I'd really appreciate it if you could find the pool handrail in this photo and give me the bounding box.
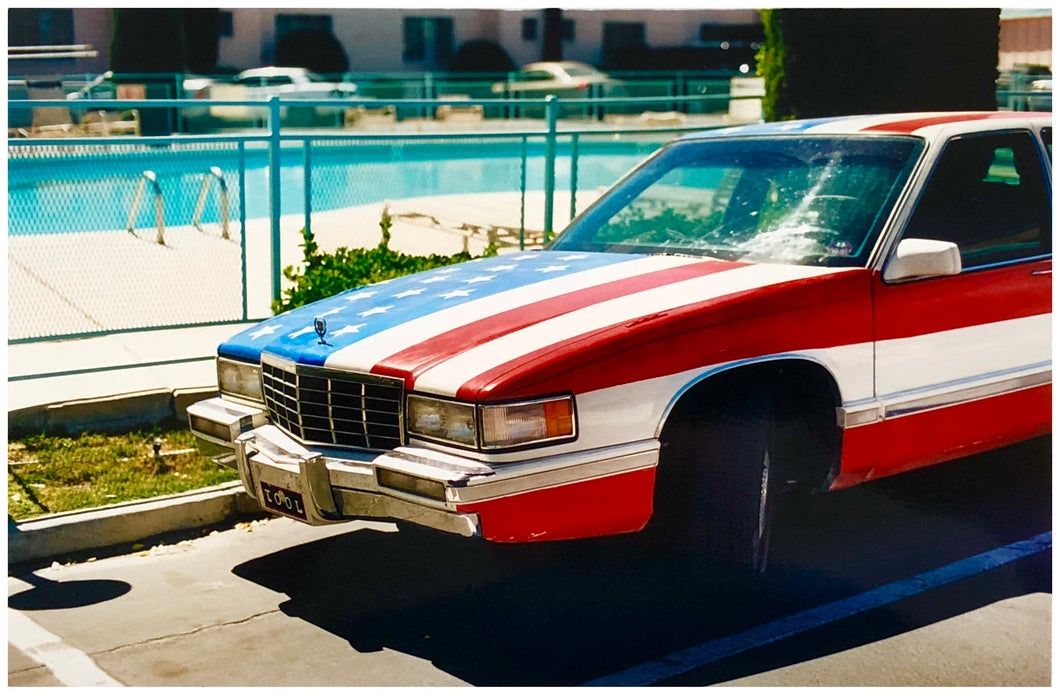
[126,170,165,244]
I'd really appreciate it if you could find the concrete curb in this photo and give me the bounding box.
[8,386,218,438]
[8,481,262,566]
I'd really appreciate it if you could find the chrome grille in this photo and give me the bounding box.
[260,354,403,450]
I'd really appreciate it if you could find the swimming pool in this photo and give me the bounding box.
[8,138,668,237]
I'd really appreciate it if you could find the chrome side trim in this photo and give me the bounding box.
[836,402,884,428]
[841,367,1051,428]
[882,369,1051,419]
[450,440,660,504]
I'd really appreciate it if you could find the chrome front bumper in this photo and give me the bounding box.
[234,423,482,536]
[188,396,660,540]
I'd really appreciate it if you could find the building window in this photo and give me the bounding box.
[8,8,74,46]
[276,13,332,44]
[562,19,575,42]
[218,11,234,38]
[403,16,454,66]
[522,17,538,41]
[602,22,645,68]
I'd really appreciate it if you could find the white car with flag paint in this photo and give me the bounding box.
[189,112,1052,588]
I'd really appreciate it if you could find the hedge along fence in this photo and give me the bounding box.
[275,208,498,313]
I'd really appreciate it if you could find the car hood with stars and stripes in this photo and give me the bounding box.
[219,250,863,402]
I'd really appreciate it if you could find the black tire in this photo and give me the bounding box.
[650,390,778,592]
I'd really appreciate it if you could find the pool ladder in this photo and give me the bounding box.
[126,168,230,245]
[192,167,230,240]
[126,170,165,244]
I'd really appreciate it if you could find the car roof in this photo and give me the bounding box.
[680,112,1052,142]
[238,67,307,78]
[521,61,600,71]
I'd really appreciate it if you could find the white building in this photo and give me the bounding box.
[8,7,763,77]
[998,9,1052,70]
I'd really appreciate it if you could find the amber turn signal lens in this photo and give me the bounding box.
[480,395,576,449]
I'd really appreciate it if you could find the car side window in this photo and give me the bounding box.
[1041,127,1052,159]
[902,131,1051,269]
[517,70,552,82]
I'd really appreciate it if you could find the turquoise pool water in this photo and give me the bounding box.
[8,139,665,236]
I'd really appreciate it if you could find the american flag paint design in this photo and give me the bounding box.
[220,250,845,398]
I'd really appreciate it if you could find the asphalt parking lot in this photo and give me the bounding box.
[8,436,1051,686]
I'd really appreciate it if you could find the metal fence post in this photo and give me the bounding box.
[303,138,312,239]
[239,142,249,321]
[269,96,282,306]
[543,95,558,243]
[520,135,527,251]
[570,133,579,222]
[423,72,434,119]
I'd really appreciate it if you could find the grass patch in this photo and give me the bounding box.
[8,425,238,521]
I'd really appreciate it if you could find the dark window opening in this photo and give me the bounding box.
[602,22,645,69]
[903,131,1051,268]
[219,11,234,38]
[403,16,454,66]
[276,13,332,44]
[522,18,537,41]
[9,8,74,46]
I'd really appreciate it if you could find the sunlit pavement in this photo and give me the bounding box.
[8,437,1051,687]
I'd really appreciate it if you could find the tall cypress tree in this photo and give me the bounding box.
[759,9,999,120]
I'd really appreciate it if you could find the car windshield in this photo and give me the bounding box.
[551,135,924,267]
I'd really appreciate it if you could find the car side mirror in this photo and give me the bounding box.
[883,238,962,282]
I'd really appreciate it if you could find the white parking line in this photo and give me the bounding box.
[581,531,1052,687]
[8,608,123,686]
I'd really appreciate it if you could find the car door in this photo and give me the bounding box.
[869,128,1052,476]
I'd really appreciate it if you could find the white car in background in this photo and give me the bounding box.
[492,61,623,97]
[207,67,358,122]
[230,67,358,102]
[1028,78,1052,111]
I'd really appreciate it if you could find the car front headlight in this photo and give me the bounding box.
[406,395,478,447]
[217,356,263,403]
[405,393,576,451]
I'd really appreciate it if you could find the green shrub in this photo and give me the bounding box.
[273,209,499,313]
[757,10,792,122]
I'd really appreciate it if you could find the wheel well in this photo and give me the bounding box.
[659,359,842,492]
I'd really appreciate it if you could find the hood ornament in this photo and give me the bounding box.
[314,317,329,345]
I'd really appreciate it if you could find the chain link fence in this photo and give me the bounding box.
[8,138,252,341]
[8,96,721,345]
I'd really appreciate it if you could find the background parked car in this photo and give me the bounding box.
[228,66,358,103]
[492,61,621,97]
[492,61,626,118]
[201,66,359,125]
[1028,78,1052,111]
